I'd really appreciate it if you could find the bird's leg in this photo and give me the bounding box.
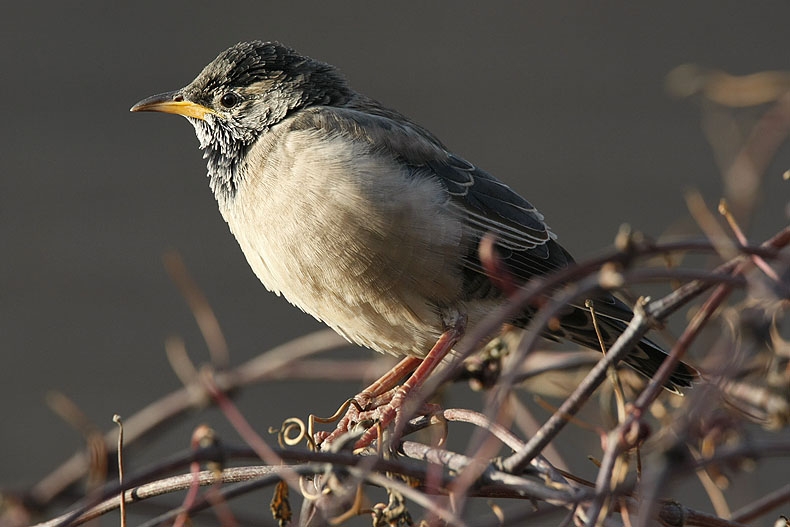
[355,356,424,407]
[352,311,467,450]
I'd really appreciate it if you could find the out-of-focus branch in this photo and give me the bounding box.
[499,225,790,480]
[28,329,349,505]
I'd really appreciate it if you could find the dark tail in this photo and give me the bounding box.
[597,318,697,394]
[549,297,698,394]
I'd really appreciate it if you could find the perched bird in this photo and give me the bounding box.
[132,41,695,441]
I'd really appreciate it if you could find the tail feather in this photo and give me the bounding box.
[545,296,698,394]
[601,319,697,394]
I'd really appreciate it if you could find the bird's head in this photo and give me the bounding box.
[131,40,352,198]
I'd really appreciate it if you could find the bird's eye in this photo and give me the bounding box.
[219,92,240,109]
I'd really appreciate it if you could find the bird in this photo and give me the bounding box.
[132,41,696,444]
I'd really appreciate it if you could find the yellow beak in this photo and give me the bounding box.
[130,91,215,120]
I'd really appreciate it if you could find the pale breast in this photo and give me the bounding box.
[219,126,470,357]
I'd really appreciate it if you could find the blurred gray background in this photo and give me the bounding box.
[2,1,789,523]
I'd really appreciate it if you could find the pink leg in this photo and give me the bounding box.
[352,313,467,449]
[358,356,424,402]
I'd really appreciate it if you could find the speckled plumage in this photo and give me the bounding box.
[132,40,696,392]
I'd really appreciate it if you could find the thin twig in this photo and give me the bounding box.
[731,483,790,524]
[112,415,125,527]
[163,250,230,369]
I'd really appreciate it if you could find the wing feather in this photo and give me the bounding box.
[290,102,571,289]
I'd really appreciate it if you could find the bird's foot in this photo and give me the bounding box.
[315,387,397,448]
[316,387,441,451]
[350,392,442,450]
[315,314,466,451]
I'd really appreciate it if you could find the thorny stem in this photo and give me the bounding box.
[27,229,790,527]
[28,239,784,509]
[36,436,790,527]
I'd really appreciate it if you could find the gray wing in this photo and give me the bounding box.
[420,153,572,285]
[291,102,573,292]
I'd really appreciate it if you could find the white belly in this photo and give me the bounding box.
[220,128,471,356]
